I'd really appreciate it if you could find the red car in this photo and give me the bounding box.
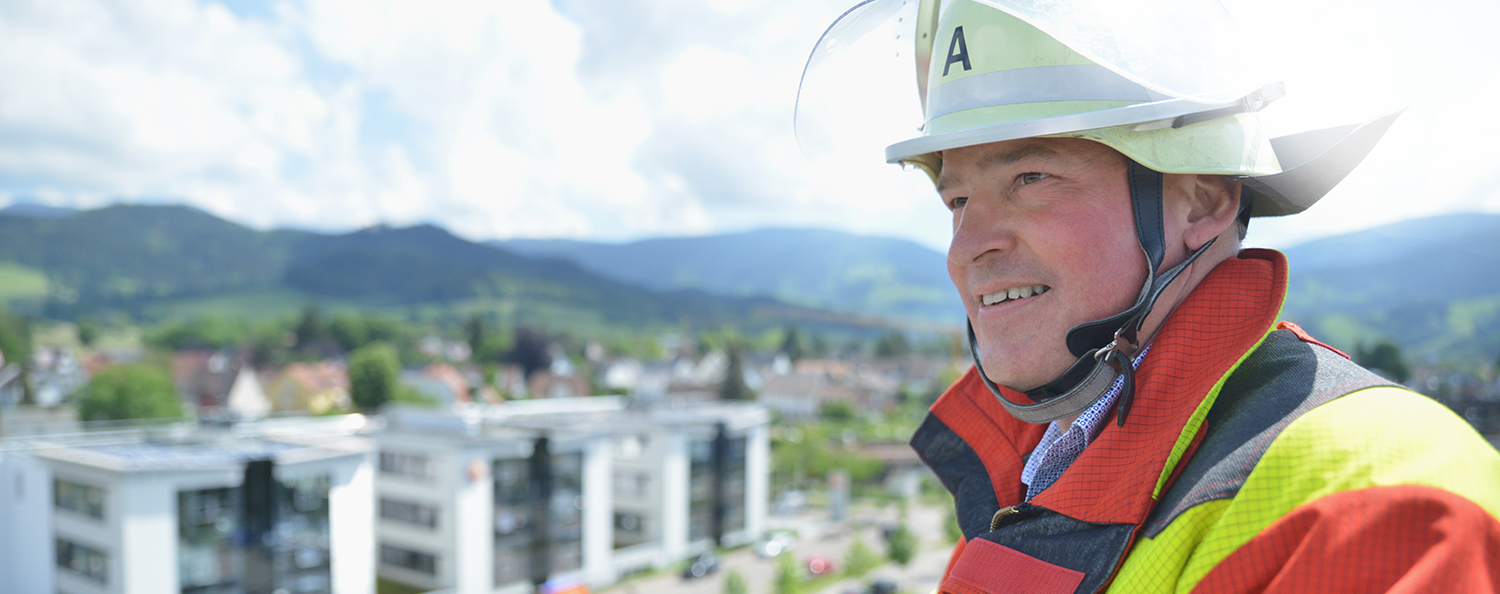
[806,555,836,577]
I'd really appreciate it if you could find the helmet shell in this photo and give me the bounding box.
[890,0,1282,183]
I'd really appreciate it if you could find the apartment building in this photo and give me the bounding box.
[0,416,376,594]
[374,398,770,593]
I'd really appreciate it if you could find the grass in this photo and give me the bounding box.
[139,289,315,320]
[0,263,47,302]
[376,577,431,594]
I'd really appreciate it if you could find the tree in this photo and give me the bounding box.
[465,314,488,359]
[722,569,748,594]
[77,364,183,422]
[886,521,918,566]
[349,343,400,411]
[719,342,754,401]
[0,308,32,367]
[327,314,370,353]
[0,308,32,404]
[1355,340,1410,384]
[506,327,552,379]
[819,401,854,421]
[843,537,881,577]
[780,325,806,362]
[76,318,99,347]
[810,333,830,358]
[874,331,911,359]
[293,302,325,351]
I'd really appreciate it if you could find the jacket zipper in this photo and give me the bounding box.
[990,502,1034,531]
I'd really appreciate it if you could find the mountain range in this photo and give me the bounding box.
[1,202,1497,364]
[1279,213,1500,365]
[493,228,962,324]
[0,204,871,334]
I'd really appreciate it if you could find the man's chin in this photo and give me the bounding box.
[979,361,1057,394]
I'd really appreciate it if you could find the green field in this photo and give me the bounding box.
[0,263,47,303]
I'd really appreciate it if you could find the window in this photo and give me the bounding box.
[612,472,649,499]
[613,511,651,550]
[56,538,107,584]
[54,479,104,519]
[178,487,242,593]
[275,475,332,590]
[549,452,584,573]
[688,439,713,541]
[723,437,748,534]
[380,451,433,481]
[380,544,437,576]
[493,457,531,587]
[380,498,439,529]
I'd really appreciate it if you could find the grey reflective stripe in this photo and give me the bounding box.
[887,97,1234,163]
[926,65,1165,120]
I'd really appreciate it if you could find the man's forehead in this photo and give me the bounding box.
[936,140,1068,191]
[935,139,1084,192]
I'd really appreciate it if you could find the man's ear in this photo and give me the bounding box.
[1166,174,1240,251]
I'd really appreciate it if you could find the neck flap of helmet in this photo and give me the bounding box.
[967,161,1217,426]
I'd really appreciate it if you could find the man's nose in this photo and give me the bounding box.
[948,202,1017,266]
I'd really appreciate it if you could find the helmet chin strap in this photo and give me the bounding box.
[968,162,1217,426]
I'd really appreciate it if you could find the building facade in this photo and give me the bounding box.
[374,398,770,594]
[0,417,376,594]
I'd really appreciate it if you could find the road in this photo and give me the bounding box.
[603,500,953,594]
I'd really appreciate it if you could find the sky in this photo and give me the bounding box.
[0,0,1496,253]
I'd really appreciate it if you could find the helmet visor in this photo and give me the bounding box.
[794,0,926,162]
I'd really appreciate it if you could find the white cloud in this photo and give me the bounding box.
[0,0,1494,255]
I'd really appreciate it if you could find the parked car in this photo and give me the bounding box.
[868,579,898,594]
[754,531,799,558]
[806,555,836,577]
[682,552,720,579]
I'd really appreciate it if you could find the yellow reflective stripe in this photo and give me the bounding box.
[1169,386,1500,590]
[1151,328,1276,501]
[1109,499,1231,593]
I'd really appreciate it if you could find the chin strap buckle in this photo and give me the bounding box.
[1099,330,1139,427]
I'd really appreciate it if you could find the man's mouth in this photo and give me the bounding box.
[981,285,1050,307]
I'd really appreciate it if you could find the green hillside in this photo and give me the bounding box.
[497,228,962,323]
[1279,213,1500,365]
[0,205,875,335]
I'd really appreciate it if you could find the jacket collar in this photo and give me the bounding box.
[916,249,1288,525]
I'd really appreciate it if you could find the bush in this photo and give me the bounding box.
[349,343,400,411]
[887,522,918,566]
[843,537,881,577]
[1355,340,1411,383]
[774,553,801,594]
[723,569,748,594]
[77,363,183,422]
[819,401,854,421]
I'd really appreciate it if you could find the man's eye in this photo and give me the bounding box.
[1019,172,1049,185]
[948,197,968,210]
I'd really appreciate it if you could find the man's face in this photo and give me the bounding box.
[939,137,1147,392]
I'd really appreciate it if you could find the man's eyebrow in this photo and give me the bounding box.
[935,144,1062,193]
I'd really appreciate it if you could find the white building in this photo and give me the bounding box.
[374,397,771,594]
[372,410,609,594]
[0,416,376,594]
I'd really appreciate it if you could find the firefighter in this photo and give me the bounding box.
[800,0,1500,591]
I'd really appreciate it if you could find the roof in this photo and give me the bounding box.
[281,361,349,393]
[22,416,374,473]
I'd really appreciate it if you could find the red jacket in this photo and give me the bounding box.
[912,249,1500,593]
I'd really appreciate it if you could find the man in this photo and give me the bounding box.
[804,0,1500,591]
